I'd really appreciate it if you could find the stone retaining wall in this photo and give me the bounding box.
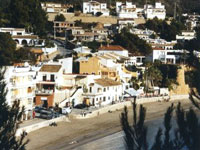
[16,116,70,137]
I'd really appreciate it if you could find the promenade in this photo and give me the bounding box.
[26,98,193,150]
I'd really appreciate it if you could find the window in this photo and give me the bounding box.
[137,58,140,63]
[17,32,22,35]
[28,98,32,105]
[27,87,32,93]
[103,88,106,92]
[103,97,106,101]
[43,75,47,81]
[89,87,92,93]
[50,74,55,81]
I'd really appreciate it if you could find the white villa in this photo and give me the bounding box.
[0,28,42,46]
[83,0,109,16]
[176,30,196,41]
[125,55,145,66]
[118,18,136,32]
[41,2,72,13]
[116,1,138,18]
[147,48,188,64]
[144,2,166,20]
[98,45,129,57]
[82,78,123,106]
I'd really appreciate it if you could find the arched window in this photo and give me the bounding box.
[22,40,28,45]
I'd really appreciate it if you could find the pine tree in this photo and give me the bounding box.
[120,100,148,150]
[0,68,29,150]
[121,102,200,150]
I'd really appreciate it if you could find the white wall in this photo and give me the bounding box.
[87,83,123,106]
[98,50,128,57]
[58,57,73,74]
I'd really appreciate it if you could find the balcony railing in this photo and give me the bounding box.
[35,89,53,95]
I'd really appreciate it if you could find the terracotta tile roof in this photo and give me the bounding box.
[95,78,121,87]
[40,65,62,72]
[12,35,38,39]
[98,45,126,51]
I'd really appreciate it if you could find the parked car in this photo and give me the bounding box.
[39,110,60,120]
[74,104,88,109]
[62,107,72,114]
[40,110,53,119]
[34,106,43,113]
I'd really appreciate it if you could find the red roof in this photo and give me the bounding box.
[98,45,126,51]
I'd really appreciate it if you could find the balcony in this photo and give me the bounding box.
[35,89,54,95]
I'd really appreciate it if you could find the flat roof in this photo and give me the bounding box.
[95,78,121,87]
[40,64,62,72]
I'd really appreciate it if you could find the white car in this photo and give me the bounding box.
[62,107,72,114]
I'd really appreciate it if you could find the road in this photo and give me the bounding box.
[51,39,72,56]
[26,99,196,150]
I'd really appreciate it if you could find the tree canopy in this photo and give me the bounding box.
[0,0,48,37]
[112,28,152,56]
[0,33,16,66]
[141,18,186,41]
[0,33,36,66]
[54,14,66,22]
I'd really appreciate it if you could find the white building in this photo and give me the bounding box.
[148,48,188,64]
[73,46,91,54]
[116,1,138,18]
[66,27,107,42]
[82,78,123,106]
[41,2,71,13]
[58,57,73,74]
[4,63,37,120]
[97,53,132,91]
[98,45,129,57]
[144,2,166,20]
[176,30,196,41]
[130,28,155,40]
[83,0,109,16]
[0,28,41,46]
[118,18,136,32]
[125,55,145,66]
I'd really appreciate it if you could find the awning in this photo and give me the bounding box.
[125,88,140,97]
